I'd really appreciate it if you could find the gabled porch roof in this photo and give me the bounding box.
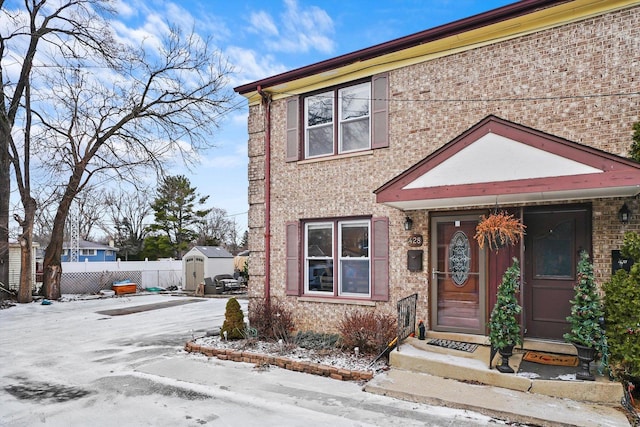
[374,116,640,210]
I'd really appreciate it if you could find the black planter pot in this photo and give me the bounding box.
[573,343,597,381]
[497,344,515,373]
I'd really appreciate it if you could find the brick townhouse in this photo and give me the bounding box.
[234,0,640,342]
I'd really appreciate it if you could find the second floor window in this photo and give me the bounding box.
[304,82,371,158]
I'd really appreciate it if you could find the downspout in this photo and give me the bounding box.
[257,86,272,303]
[519,206,525,342]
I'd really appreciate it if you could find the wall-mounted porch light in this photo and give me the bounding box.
[618,203,631,224]
[404,216,413,231]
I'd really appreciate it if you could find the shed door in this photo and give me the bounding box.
[185,257,196,291]
[194,257,205,290]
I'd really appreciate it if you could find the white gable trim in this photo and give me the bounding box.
[403,133,602,190]
[375,116,640,211]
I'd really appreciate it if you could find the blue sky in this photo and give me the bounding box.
[139,0,514,236]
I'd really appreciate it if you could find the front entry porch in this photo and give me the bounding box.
[428,203,591,342]
[364,331,629,426]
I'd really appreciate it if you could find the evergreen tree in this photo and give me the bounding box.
[240,230,249,250]
[140,235,174,260]
[630,119,640,162]
[220,298,245,340]
[488,258,523,350]
[147,175,211,259]
[564,251,604,348]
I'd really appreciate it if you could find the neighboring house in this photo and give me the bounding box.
[61,240,118,262]
[234,0,640,340]
[182,246,234,291]
[7,241,40,292]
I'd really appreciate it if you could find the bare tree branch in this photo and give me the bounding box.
[2,1,236,299]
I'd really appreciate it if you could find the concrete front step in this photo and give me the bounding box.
[391,337,624,405]
[364,369,630,427]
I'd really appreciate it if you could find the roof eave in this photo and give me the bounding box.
[233,0,568,95]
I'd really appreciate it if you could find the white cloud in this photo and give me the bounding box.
[249,11,279,37]
[230,110,249,126]
[111,0,137,19]
[250,0,335,54]
[225,46,289,85]
[203,153,245,169]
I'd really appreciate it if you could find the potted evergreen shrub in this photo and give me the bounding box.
[563,250,603,381]
[475,211,526,251]
[603,232,640,393]
[488,258,522,373]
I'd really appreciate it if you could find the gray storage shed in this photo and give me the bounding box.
[182,246,234,291]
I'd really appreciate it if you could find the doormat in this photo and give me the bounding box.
[427,339,477,353]
[522,351,579,367]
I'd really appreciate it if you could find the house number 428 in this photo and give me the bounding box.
[408,234,423,247]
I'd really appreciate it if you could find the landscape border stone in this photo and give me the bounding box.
[184,341,374,381]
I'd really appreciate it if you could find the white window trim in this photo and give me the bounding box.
[304,222,334,294]
[338,82,372,154]
[304,91,334,159]
[303,219,371,297]
[338,220,371,297]
[303,82,372,159]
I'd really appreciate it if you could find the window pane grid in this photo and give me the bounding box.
[339,83,370,154]
[305,223,334,293]
[304,220,371,296]
[303,82,371,158]
[305,92,334,158]
[338,221,371,296]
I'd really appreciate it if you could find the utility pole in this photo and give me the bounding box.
[70,207,79,262]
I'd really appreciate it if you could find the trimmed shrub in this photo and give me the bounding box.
[248,298,295,341]
[293,331,341,350]
[220,297,245,340]
[337,310,396,355]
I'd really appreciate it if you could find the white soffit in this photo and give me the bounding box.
[387,185,640,211]
[403,132,603,190]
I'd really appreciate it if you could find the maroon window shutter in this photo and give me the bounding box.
[371,217,389,301]
[371,73,389,149]
[286,97,299,162]
[285,221,300,295]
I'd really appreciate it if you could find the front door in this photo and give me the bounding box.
[523,205,591,340]
[431,215,486,334]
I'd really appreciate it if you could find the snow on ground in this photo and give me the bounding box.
[0,294,516,426]
[194,335,389,373]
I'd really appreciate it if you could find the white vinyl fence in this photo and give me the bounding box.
[61,259,182,294]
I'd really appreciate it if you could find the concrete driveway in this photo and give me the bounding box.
[0,295,506,426]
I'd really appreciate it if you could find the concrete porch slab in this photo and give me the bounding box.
[393,337,623,405]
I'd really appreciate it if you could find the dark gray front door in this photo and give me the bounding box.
[523,205,591,340]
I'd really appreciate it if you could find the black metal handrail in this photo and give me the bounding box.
[396,293,418,352]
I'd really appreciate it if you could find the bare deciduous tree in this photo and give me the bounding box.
[100,186,153,261]
[196,207,235,248]
[2,0,120,302]
[2,0,234,300]
[72,186,111,241]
